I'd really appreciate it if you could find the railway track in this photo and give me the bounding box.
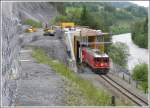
[78,64,148,106]
[100,74,148,106]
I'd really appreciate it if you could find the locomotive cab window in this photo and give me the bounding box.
[94,58,102,62]
[103,58,109,62]
[94,58,109,62]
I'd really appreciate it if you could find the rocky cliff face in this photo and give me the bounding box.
[2,2,22,106]
[2,2,57,106]
[13,2,58,23]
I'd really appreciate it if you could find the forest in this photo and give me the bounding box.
[131,17,148,48]
[51,2,148,48]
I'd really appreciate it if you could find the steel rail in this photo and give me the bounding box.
[100,75,148,106]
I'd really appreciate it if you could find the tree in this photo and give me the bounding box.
[80,5,89,26]
[66,7,82,24]
[132,63,148,93]
[108,42,129,68]
[131,17,148,48]
[125,6,147,18]
[52,15,70,24]
[80,6,110,31]
[23,19,42,28]
[104,4,116,12]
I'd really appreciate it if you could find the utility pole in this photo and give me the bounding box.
[80,30,82,63]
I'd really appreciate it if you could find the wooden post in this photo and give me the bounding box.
[128,73,131,84]
[144,88,147,94]
[129,76,131,84]
[111,96,115,106]
[123,73,125,80]
[136,81,138,88]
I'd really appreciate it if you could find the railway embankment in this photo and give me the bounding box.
[78,64,148,106]
[32,47,112,105]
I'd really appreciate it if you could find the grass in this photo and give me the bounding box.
[32,48,112,106]
[110,20,132,35]
[63,80,89,106]
[23,19,42,28]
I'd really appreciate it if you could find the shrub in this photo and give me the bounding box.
[132,63,148,93]
[108,42,129,68]
[23,19,42,28]
[52,15,70,25]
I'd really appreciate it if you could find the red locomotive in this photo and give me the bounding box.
[82,47,110,74]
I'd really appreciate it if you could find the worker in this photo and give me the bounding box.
[45,23,48,28]
[66,45,71,58]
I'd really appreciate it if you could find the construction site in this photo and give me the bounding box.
[1,2,148,107]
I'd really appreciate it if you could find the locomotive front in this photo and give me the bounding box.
[82,48,110,74]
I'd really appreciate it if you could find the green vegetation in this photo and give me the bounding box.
[132,63,148,93]
[110,21,132,34]
[108,42,129,68]
[80,6,89,26]
[32,48,112,105]
[66,7,82,24]
[52,4,111,32]
[51,15,69,24]
[131,17,148,48]
[125,6,147,18]
[23,19,42,28]
[64,81,89,105]
[51,2,147,34]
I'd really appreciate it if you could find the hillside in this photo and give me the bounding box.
[109,2,137,8]
[13,2,58,23]
[52,2,148,34]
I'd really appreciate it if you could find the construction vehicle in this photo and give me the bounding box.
[60,22,75,31]
[43,26,55,36]
[25,26,37,33]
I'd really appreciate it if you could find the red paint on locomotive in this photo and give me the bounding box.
[82,47,110,73]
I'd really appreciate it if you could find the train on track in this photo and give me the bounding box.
[62,22,111,74]
[82,47,110,74]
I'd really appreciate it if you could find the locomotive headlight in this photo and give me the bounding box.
[100,63,104,66]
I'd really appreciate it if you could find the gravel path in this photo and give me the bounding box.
[15,29,67,106]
